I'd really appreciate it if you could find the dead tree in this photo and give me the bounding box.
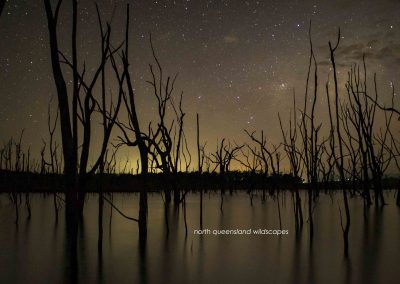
[236,145,262,173]
[5,139,12,171]
[197,113,205,228]
[41,99,61,172]
[244,130,280,176]
[345,59,394,207]
[197,114,202,173]
[210,139,243,174]
[298,25,322,193]
[15,131,32,219]
[278,90,304,232]
[0,132,27,223]
[363,77,400,206]
[327,28,350,258]
[115,6,150,176]
[144,35,189,203]
[113,29,188,242]
[15,132,26,221]
[116,31,188,205]
[296,23,322,244]
[44,0,77,212]
[44,0,123,222]
[12,130,25,173]
[341,103,361,195]
[388,130,400,206]
[94,5,151,245]
[346,64,372,206]
[365,76,393,206]
[235,145,261,205]
[209,139,243,210]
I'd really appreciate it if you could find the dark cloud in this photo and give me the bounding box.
[319,40,400,65]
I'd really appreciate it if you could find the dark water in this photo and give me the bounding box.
[0,191,399,284]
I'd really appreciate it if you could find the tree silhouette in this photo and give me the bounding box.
[244,130,280,176]
[44,1,124,230]
[326,29,350,257]
[114,5,150,176]
[210,139,243,174]
[116,32,189,204]
[298,23,322,244]
[278,91,304,232]
[364,79,400,206]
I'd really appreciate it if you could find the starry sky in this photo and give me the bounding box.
[1,0,400,171]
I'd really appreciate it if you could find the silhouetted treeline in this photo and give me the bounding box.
[2,169,400,193]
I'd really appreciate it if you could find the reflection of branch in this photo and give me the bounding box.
[103,195,139,222]
[55,193,66,203]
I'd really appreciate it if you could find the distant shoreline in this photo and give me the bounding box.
[1,170,398,193]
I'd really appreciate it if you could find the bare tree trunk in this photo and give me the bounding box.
[45,0,122,226]
[44,0,76,183]
[329,29,351,258]
[197,114,203,229]
[44,0,78,225]
[123,6,149,175]
[302,24,315,245]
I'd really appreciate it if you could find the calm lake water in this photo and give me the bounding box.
[0,191,399,284]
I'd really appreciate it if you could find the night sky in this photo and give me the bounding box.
[1,0,400,171]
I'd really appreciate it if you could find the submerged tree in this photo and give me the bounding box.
[244,130,281,177]
[210,139,243,174]
[278,91,304,232]
[112,4,149,245]
[44,1,126,257]
[116,32,189,205]
[326,29,351,257]
[298,24,321,244]
[362,73,399,206]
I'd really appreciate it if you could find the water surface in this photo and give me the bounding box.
[0,191,399,284]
